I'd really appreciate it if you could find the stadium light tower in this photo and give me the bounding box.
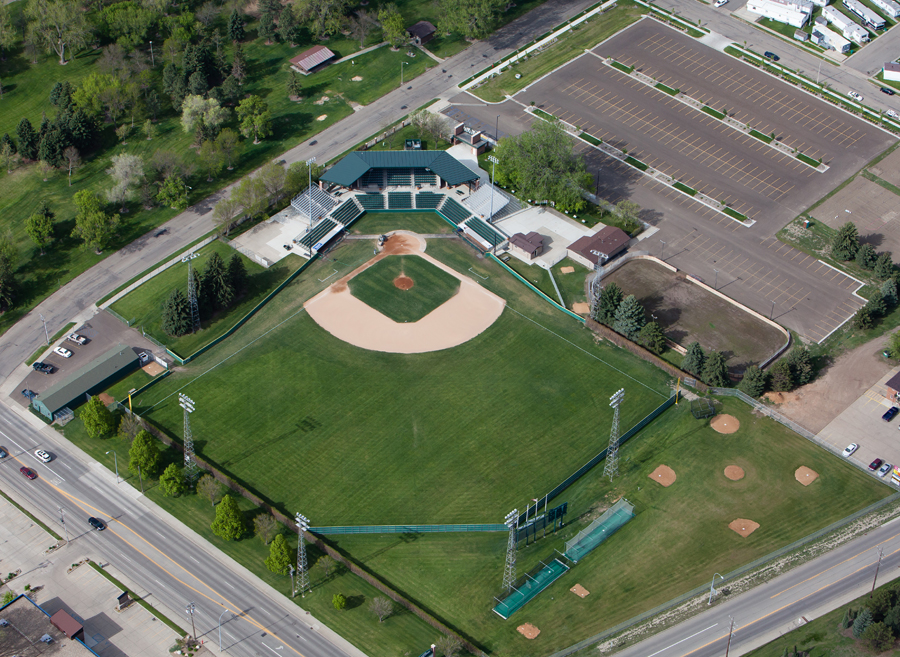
[487,155,499,225]
[502,509,518,592]
[179,393,198,487]
[305,157,316,232]
[182,252,201,333]
[295,512,310,597]
[603,388,625,482]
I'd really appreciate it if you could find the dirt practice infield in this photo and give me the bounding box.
[142,361,165,376]
[393,275,414,290]
[572,302,591,315]
[795,466,820,486]
[305,232,506,353]
[711,414,740,434]
[724,465,745,481]
[729,518,760,538]
[570,584,590,598]
[518,623,541,639]
[649,464,676,487]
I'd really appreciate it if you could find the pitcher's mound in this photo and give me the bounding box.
[517,623,540,639]
[711,414,740,434]
[572,302,591,315]
[795,466,819,486]
[649,464,676,487]
[729,518,759,537]
[570,584,590,598]
[724,465,745,481]
[393,275,414,290]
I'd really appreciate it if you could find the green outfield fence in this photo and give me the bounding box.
[488,254,584,322]
[311,524,507,534]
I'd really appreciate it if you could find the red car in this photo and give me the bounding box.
[869,458,885,472]
[20,466,37,480]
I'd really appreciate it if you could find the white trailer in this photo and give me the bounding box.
[871,0,900,18]
[842,0,885,28]
[812,23,853,51]
[822,5,870,42]
[747,0,814,27]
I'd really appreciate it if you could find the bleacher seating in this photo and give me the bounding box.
[413,168,436,186]
[467,218,505,247]
[331,199,363,226]
[387,169,411,186]
[415,192,444,209]
[360,169,384,187]
[290,186,337,219]
[439,197,471,225]
[358,193,385,210]
[299,219,337,249]
[388,192,412,210]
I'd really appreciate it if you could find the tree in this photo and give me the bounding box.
[259,10,277,43]
[332,593,347,611]
[368,596,393,623]
[436,0,503,40]
[211,494,244,541]
[785,346,813,387]
[106,153,144,212]
[237,95,272,144]
[188,70,209,97]
[254,513,278,545]
[862,622,894,652]
[181,95,229,138]
[854,304,874,330]
[738,365,767,397]
[115,124,130,144]
[197,474,224,506]
[216,128,240,169]
[612,294,645,340]
[118,411,145,441]
[0,245,13,310]
[102,2,156,51]
[25,200,54,255]
[128,429,160,476]
[162,288,192,336]
[199,140,224,181]
[493,119,591,212]
[72,190,120,253]
[682,341,705,376]
[379,3,406,48]
[25,0,90,64]
[157,174,189,210]
[80,395,116,438]
[852,608,873,638]
[278,6,301,46]
[196,1,220,27]
[293,0,351,38]
[227,254,248,294]
[434,635,463,657]
[287,71,302,99]
[831,221,859,261]
[63,146,80,186]
[593,282,623,325]
[231,45,247,84]
[700,350,729,387]
[233,174,268,218]
[884,604,900,635]
[16,118,38,161]
[285,160,322,197]
[264,534,292,574]
[856,243,876,269]
[638,321,666,354]
[202,251,233,310]
[228,9,245,42]
[348,9,375,47]
[0,141,15,175]
[258,161,287,204]
[840,607,852,630]
[410,109,448,145]
[770,359,794,392]
[0,4,15,61]
[870,587,896,621]
[316,555,337,579]
[160,464,186,496]
[214,196,242,236]
[875,252,895,279]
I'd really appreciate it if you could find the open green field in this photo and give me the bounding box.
[350,210,454,235]
[501,256,589,311]
[349,255,460,322]
[109,240,304,357]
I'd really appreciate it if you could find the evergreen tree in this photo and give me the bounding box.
[49,81,74,108]
[738,365,767,397]
[682,342,705,376]
[79,395,115,438]
[227,253,248,294]
[219,76,241,104]
[38,127,67,167]
[161,288,192,336]
[832,221,860,261]
[16,118,38,160]
[259,11,277,43]
[594,282,623,325]
[128,429,160,477]
[862,622,894,652]
[786,346,814,386]
[228,9,245,42]
[875,252,895,279]
[852,608,873,638]
[189,71,209,97]
[1,133,16,155]
[700,350,729,387]
[38,114,50,140]
[211,494,244,541]
[163,62,181,99]
[770,359,794,392]
[287,71,302,99]
[638,321,666,354]
[612,294,646,340]
[231,45,247,84]
[202,251,233,310]
[867,294,888,320]
[264,534,292,574]
[856,243,877,269]
[883,604,900,635]
[840,607,851,630]
[278,6,300,45]
[853,305,874,330]
[870,587,896,621]
[883,278,898,307]
[159,463,186,497]
[25,200,54,255]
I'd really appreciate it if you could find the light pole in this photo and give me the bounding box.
[487,155,500,253]
[708,572,724,605]
[295,512,310,597]
[185,603,196,643]
[149,40,154,66]
[59,507,69,544]
[660,240,666,259]
[218,608,230,650]
[724,616,735,657]
[289,564,296,598]
[106,451,119,484]
[39,314,50,345]
[495,114,500,143]
[305,157,316,234]
[401,61,408,87]
[771,300,775,319]
[714,268,718,290]
[137,464,144,494]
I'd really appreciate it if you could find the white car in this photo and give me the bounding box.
[53,346,72,358]
[842,442,859,457]
[714,0,728,7]
[887,109,899,120]
[66,333,86,345]
[34,449,51,463]
[849,91,864,102]
[878,462,892,478]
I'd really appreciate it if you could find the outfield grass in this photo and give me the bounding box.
[348,255,460,322]
[502,256,589,310]
[109,241,304,357]
[350,210,454,235]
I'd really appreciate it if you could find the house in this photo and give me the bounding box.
[407,21,436,45]
[566,226,630,270]
[508,232,545,261]
[289,45,337,75]
[884,62,900,82]
[746,0,814,27]
[885,370,900,401]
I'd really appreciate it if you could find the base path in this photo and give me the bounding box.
[305,232,505,354]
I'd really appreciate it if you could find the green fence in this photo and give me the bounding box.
[488,254,583,322]
[311,524,507,534]
[493,558,570,619]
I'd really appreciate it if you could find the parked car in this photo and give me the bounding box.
[20,466,37,480]
[878,462,892,478]
[883,406,899,421]
[53,346,72,358]
[87,517,106,531]
[763,51,780,61]
[887,109,899,120]
[842,443,859,457]
[34,449,51,463]
[0,447,7,458]
[870,458,885,471]
[32,362,53,374]
[66,333,86,345]
[714,0,728,6]
[849,91,864,102]
[881,87,896,95]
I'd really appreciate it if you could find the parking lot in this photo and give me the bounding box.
[811,176,900,255]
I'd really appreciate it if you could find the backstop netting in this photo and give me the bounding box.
[564,499,634,563]
[492,558,570,620]
[691,398,716,419]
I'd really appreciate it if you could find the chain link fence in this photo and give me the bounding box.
[105,308,132,327]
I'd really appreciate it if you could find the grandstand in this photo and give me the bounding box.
[358,193,386,210]
[416,191,444,209]
[291,185,338,222]
[331,198,364,226]
[466,218,507,249]
[388,191,413,210]
[387,169,412,186]
[321,151,480,191]
[298,218,338,250]
[439,197,472,225]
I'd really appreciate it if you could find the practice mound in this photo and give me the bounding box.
[649,464,676,487]
[572,302,591,315]
[795,466,819,486]
[711,414,740,434]
[517,623,540,639]
[142,361,166,376]
[560,266,575,274]
[729,518,759,538]
[393,275,414,290]
[570,584,590,598]
[724,465,745,481]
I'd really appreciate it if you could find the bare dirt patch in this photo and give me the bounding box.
[142,361,165,376]
[810,177,900,256]
[314,96,330,105]
[517,623,540,639]
[649,464,676,487]
[795,466,819,486]
[729,518,760,538]
[570,584,590,598]
[572,302,591,315]
[393,275,414,290]
[316,114,327,121]
[351,75,363,81]
[98,392,115,405]
[560,266,575,274]
[724,465,745,481]
[711,414,740,434]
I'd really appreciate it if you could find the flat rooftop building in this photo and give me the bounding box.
[0,594,98,657]
[747,0,813,27]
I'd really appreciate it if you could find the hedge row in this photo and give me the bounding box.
[624,156,648,171]
[673,181,697,196]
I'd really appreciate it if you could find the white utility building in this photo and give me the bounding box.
[747,0,814,27]
[884,61,900,82]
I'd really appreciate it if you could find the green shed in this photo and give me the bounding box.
[32,345,140,420]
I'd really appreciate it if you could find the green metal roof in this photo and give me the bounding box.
[321,151,479,187]
[33,345,139,416]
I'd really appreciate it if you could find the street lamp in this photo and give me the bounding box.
[401,61,408,87]
[218,608,231,650]
[708,572,724,605]
[59,506,69,544]
[714,268,718,290]
[39,314,50,345]
[185,603,196,643]
[305,157,316,235]
[660,240,666,260]
[289,563,296,598]
[106,451,119,484]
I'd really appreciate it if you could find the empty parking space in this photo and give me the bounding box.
[810,177,900,255]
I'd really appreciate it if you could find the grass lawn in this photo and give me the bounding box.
[348,254,460,322]
[501,255,589,310]
[471,2,645,103]
[351,210,454,234]
[109,240,306,358]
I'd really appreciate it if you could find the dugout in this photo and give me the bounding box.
[32,345,139,420]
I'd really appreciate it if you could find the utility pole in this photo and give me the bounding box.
[180,394,198,488]
[295,513,310,597]
[59,507,69,544]
[39,314,50,345]
[502,509,518,592]
[871,546,885,597]
[401,61,408,86]
[724,616,735,657]
[218,608,230,651]
[106,451,119,484]
[185,603,196,643]
[137,464,144,494]
[603,389,625,481]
